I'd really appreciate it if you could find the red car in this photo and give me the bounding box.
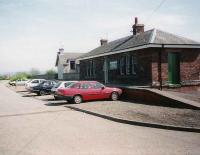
[57,81,122,104]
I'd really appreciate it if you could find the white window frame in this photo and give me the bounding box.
[132,54,137,75]
[120,56,125,75]
[126,55,130,75]
[93,61,96,77]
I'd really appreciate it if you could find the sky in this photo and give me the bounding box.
[0,0,200,74]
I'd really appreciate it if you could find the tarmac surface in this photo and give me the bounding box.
[1,81,200,155]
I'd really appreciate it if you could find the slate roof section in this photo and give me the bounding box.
[113,29,153,51]
[78,28,200,60]
[55,52,84,66]
[154,29,200,44]
[79,36,132,59]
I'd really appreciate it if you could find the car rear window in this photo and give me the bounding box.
[64,82,76,88]
[69,83,80,88]
[54,82,62,88]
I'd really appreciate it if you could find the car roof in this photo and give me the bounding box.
[77,81,98,84]
[31,79,46,80]
[60,81,78,83]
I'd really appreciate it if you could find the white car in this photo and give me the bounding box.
[51,81,77,100]
[9,79,29,86]
[25,79,46,91]
[15,79,29,86]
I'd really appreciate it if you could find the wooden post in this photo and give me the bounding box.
[158,45,164,90]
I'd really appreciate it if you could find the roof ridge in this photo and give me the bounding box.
[149,28,157,43]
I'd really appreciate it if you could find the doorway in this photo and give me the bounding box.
[168,52,180,85]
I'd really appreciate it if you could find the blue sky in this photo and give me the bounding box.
[0,0,200,74]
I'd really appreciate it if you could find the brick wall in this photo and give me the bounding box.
[151,48,200,86]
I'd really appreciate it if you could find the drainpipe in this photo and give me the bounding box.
[104,56,108,84]
[158,44,164,90]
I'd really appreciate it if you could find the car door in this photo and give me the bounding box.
[79,83,93,100]
[81,82,102,100]
[89,82,105,100]
[31,80,39,87]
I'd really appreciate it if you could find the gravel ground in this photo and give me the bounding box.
[69,101,200,128]
[8,84,200,128]
[166,90,200,103]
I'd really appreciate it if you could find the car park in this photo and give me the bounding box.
[29,80,57,95]
[51,81,77,100]
[57,81,122,104]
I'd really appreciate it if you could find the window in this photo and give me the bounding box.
[120,56,125,75]
[32,80,39,83]
[86,64,89,77]
[91,82,104,89]
[89,61,92,76]
[54,82,62,88]
[86,60,95,77]
[70,61,75,70]
[126,55,131,75]
[70,83,81,89]
[131,54,137,75]
[93,61,96,77]
[109,61,118,70]
[64,82,75,88]
[81,83,91,89]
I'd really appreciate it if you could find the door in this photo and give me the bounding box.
[168,52,180,85]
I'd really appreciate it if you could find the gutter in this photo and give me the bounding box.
[77,43,200,61]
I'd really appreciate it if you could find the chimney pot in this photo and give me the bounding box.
[58,48,64,53]
[100,39,108,46]
[132,17,144,35]
[135,17,138,24]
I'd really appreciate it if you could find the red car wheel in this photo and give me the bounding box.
[111,92,119,101]
[73,95,83,104]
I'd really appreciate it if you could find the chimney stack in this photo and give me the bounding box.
[58,48,64,54]
[132,17,144,35]
[100,39,108,46]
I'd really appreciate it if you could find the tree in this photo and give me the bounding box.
[29,68,40,76]
[0,75,6,80]
[46,69,57,75]
[9,72,30,81]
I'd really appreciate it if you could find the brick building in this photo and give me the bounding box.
[78,18,200,88]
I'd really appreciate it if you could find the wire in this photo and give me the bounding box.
[145,0,167,23]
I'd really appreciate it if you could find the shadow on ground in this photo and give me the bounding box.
[16,90,28,93]
[44,100,76,106]
[22,94,38,97]
[42,98,56,101]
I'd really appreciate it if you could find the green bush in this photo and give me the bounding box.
[0,76,6,80]
[10,72,30,81]
[46,69,57,75]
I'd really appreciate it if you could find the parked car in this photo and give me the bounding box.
[29,80,57,95]
[25,79,46,91]
[9,79,29,86]
[9,80,16,86]
[56,81,122,104]
[52,81,77,100]
[15,79,29,86]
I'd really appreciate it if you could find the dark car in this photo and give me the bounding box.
[30,80,57,96]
